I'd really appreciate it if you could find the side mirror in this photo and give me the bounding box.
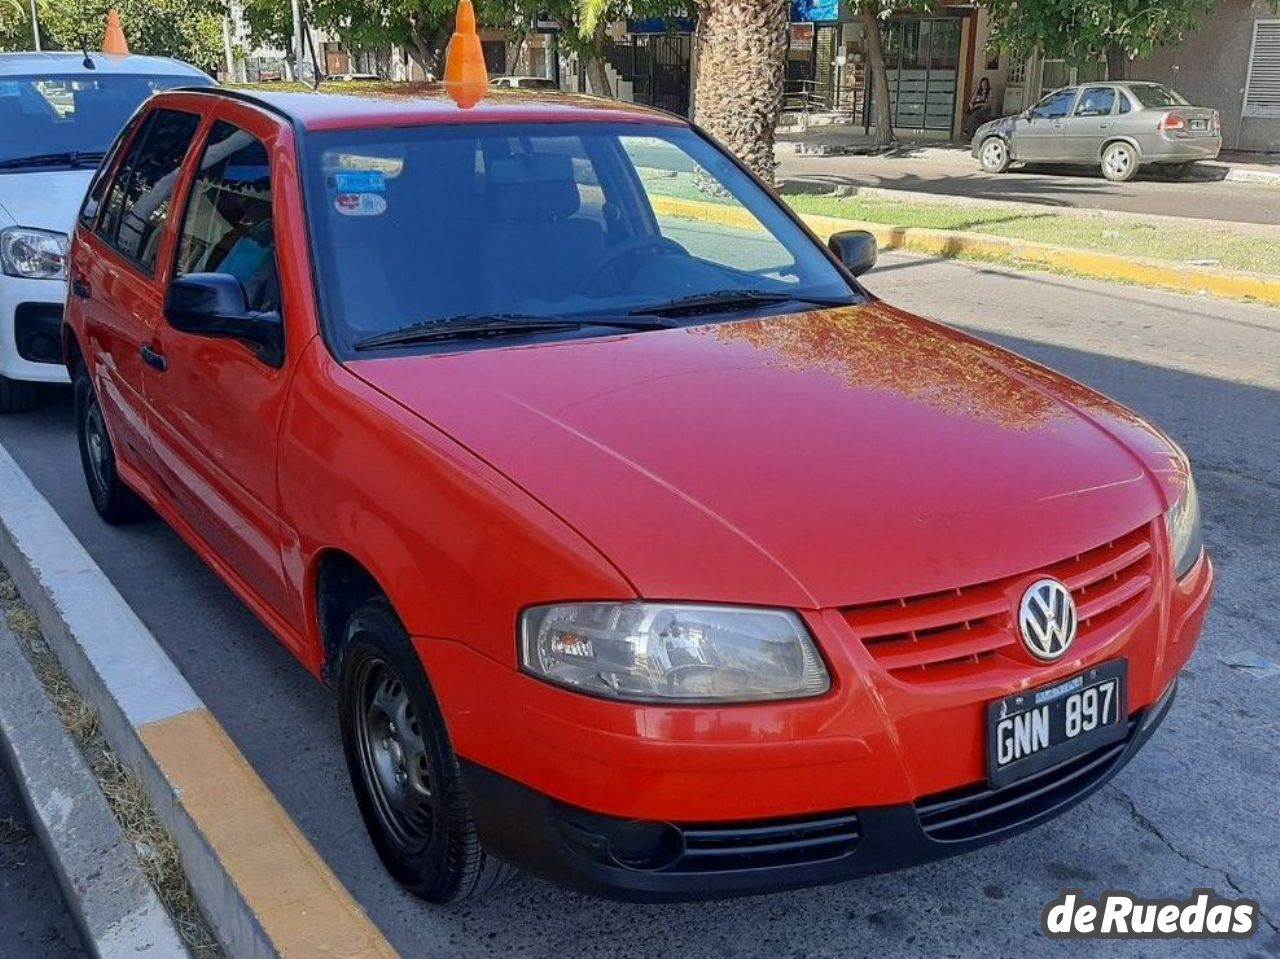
[165,273,284,367]
[828,230,878,277]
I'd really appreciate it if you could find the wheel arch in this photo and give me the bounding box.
[311,547,397,686]
[63,325,84,376]
[1099,136,1142,161]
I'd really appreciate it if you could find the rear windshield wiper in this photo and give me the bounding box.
[630,289,855,318]
[0,151,107,171]
[353,313,676,351]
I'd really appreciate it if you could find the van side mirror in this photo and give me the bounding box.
[828,230,878,277]
[165,273,284,367]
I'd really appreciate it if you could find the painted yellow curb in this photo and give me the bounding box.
[140,708,398,958]
[649,194,1280,308]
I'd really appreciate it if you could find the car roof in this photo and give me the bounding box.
[165,83,685,132]
[0,51,210,78]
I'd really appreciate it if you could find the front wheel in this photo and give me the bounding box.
[338,598,516,903]
[73,365,150,524]
[978,137,1011,173]
[1101,142,1139,182]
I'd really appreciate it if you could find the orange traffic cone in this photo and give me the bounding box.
[443,0,487,108]
[103,9,129,55]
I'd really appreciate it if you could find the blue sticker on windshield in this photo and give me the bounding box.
[0,82,19,98]
[332,170,385,193]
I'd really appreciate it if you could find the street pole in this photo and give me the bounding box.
[290,0,304,81]
[222,16,235,82]
[29,0,41,51]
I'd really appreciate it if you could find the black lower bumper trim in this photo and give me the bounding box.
[459,681,1176,902]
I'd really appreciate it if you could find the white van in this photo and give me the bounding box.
[0,52,211,411]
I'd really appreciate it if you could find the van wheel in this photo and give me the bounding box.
[978,137,1011,173]
[1101,142,1139,182]
[338,598,517,903]
[73,365,150,524]
[0,374,40,414]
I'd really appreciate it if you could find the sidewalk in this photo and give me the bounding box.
[776,123,1280,185]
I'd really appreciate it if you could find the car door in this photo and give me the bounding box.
[1012,88,1078,161]
[141,104,301,630]
[1061,86,1117,161]
[70,105,203,480]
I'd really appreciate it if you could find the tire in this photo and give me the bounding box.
[338,598,516,903]
[978,136,1011,174]
[1101,142,1139,182]
[73,364,151,524]
[0,373,40,414]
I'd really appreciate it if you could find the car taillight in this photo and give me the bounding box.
[1159,113,1186,132]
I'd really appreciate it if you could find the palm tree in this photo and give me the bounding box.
[581,0,790,184]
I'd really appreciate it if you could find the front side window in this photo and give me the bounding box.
[176,121,279,313]
[0,73,211,170]
[1074,87,1116,117]
[302,121,858,355]
[96,108,201,271]
[1030,88,1077,119]
[1128,84,1188,109]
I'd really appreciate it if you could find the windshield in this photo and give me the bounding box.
[303,121,860,355]
[0,73,210,168]
[1128,84,1188,108]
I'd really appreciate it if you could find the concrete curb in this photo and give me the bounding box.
[0,442,398,958]
[648,194,1280,307]
[0,622,189,958]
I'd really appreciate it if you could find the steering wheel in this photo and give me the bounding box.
[579,236,687,294]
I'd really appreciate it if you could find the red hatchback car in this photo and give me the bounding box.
[63,86,1211,903]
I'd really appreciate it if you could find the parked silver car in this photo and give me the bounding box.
[971,82,1221,182]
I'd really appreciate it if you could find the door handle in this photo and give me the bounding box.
[71,277,92,299]
[140,343,168,372]
[1098,123,1111,129]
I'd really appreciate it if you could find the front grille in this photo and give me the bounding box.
[15,302,64,364]
[843,523,1155,683]
[675,811,861,872]
[916,718,1136,842]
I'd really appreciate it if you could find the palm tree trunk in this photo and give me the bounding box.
[585,21,613,96]
[692,0,790,184]
[860,2,895,148]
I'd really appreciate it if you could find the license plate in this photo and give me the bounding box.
[986,660,1128,788]
[1190,119,1207,131]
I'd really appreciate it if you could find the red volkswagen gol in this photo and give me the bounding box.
[63,85,1211,903]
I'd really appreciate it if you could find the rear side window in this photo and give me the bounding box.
[96,108,201,272]
[175,121,279,314]
[1074,87,1115,117]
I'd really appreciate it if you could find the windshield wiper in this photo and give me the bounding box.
[353,312,676,351]
[630,289,855,318]
[0,151,107,171]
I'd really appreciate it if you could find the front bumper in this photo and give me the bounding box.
[461,681,1178,901]
[0,276,70,384]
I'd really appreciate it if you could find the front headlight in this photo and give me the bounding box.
[0,227,68,280]
[520,602,830,703]
[1166,470,1203,580]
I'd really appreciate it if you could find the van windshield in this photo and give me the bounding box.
[302,121,861,355]
[0,74,210,168]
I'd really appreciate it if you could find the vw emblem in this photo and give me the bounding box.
[1018,578,1078,661]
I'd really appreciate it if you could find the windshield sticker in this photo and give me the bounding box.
[328,153,404,178]
[332,170,386,193]
[335,193,387,217]
[0,82,19,98]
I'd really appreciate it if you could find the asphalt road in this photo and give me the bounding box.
[0,256,1278,957]
[776,151,1280,226]
[0,761,85,958]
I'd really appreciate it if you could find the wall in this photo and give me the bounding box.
[1135,0,1278,152]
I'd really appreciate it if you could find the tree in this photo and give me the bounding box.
[982,0,1216,80]
[0,0,224,70]
[580,0,788,183]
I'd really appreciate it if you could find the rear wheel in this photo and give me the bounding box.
[338,598,516,903]
[978,136,1011,174]
[1101,142,1139,182]
[0,373,40,414]
[73,365,150,524]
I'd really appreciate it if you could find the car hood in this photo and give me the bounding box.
[348,305,1181,608]
[0,169,94,232]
